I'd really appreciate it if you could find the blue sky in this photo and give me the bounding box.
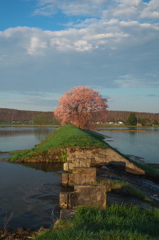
[0,0,159,113]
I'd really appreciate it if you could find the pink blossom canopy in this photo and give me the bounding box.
[54,86,108,130]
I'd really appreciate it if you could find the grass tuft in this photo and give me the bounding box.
[34,205,159,240]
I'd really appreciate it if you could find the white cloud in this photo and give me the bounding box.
[33,0,159,23]
[114,75,140,88]
[34,0,108,17]
[114,74,159,88]
[74,40,92,51]
[27,37,47,55]
[1,0,158,57]
[0,13,158,92]
[0,23,132,55]
[140,0,159,19]
[0,91,60,111]
[119,21,139,27]
[0,0,159,113]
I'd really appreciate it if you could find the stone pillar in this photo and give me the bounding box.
[59,157,107,221]
[59,185,106,210]
[59,192,76,209]
[74,184,106,210]
[63,162,74,172]
[63,158,91,171]
[61,173,70,187]
[61,167,96,186]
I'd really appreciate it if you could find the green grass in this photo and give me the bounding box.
[9,124,109,162]
[91,178,157,207]
[97,179,154,203]
[34,205,159,240]
[8,124,159,177]
[126,156,159,176]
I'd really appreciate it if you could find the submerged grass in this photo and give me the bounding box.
[34,205,159,240]
[96,179,152,203]
[9,124,109,162]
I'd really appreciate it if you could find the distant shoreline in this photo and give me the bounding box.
[0,108,159,125]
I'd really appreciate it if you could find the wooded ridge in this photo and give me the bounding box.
[0,108,158,124]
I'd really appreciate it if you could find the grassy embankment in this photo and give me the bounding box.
[9,124,109,162]
[9,123,158,201]
[33,205,159,240]
[9,124,159,176]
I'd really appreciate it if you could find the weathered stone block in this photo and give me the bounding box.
[61,167,96,186]
[60,209,76,220]
[61,173,69,186]
[72,167,96,185]
[60,185,106,210]
[65,148,145,175]
[73,167,95,174]
[63,162,74,172]
[59,192,76,209]
[63,158,91,171]
[61,173,76,186]
[74,184,106,210]
[74,158,91,168]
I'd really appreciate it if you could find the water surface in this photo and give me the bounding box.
[99,127,159,164]
[0,126,62,229]
[0,161,62,229]
[0,126,158,229]
[0,126,55,152]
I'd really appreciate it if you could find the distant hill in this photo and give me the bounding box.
[0,108,158,124]
[107,110,159,124]
[0,108,53,124]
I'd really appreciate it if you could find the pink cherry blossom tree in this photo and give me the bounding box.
[54,86,108,130]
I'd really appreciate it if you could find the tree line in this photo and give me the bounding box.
[0,86,158,126]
